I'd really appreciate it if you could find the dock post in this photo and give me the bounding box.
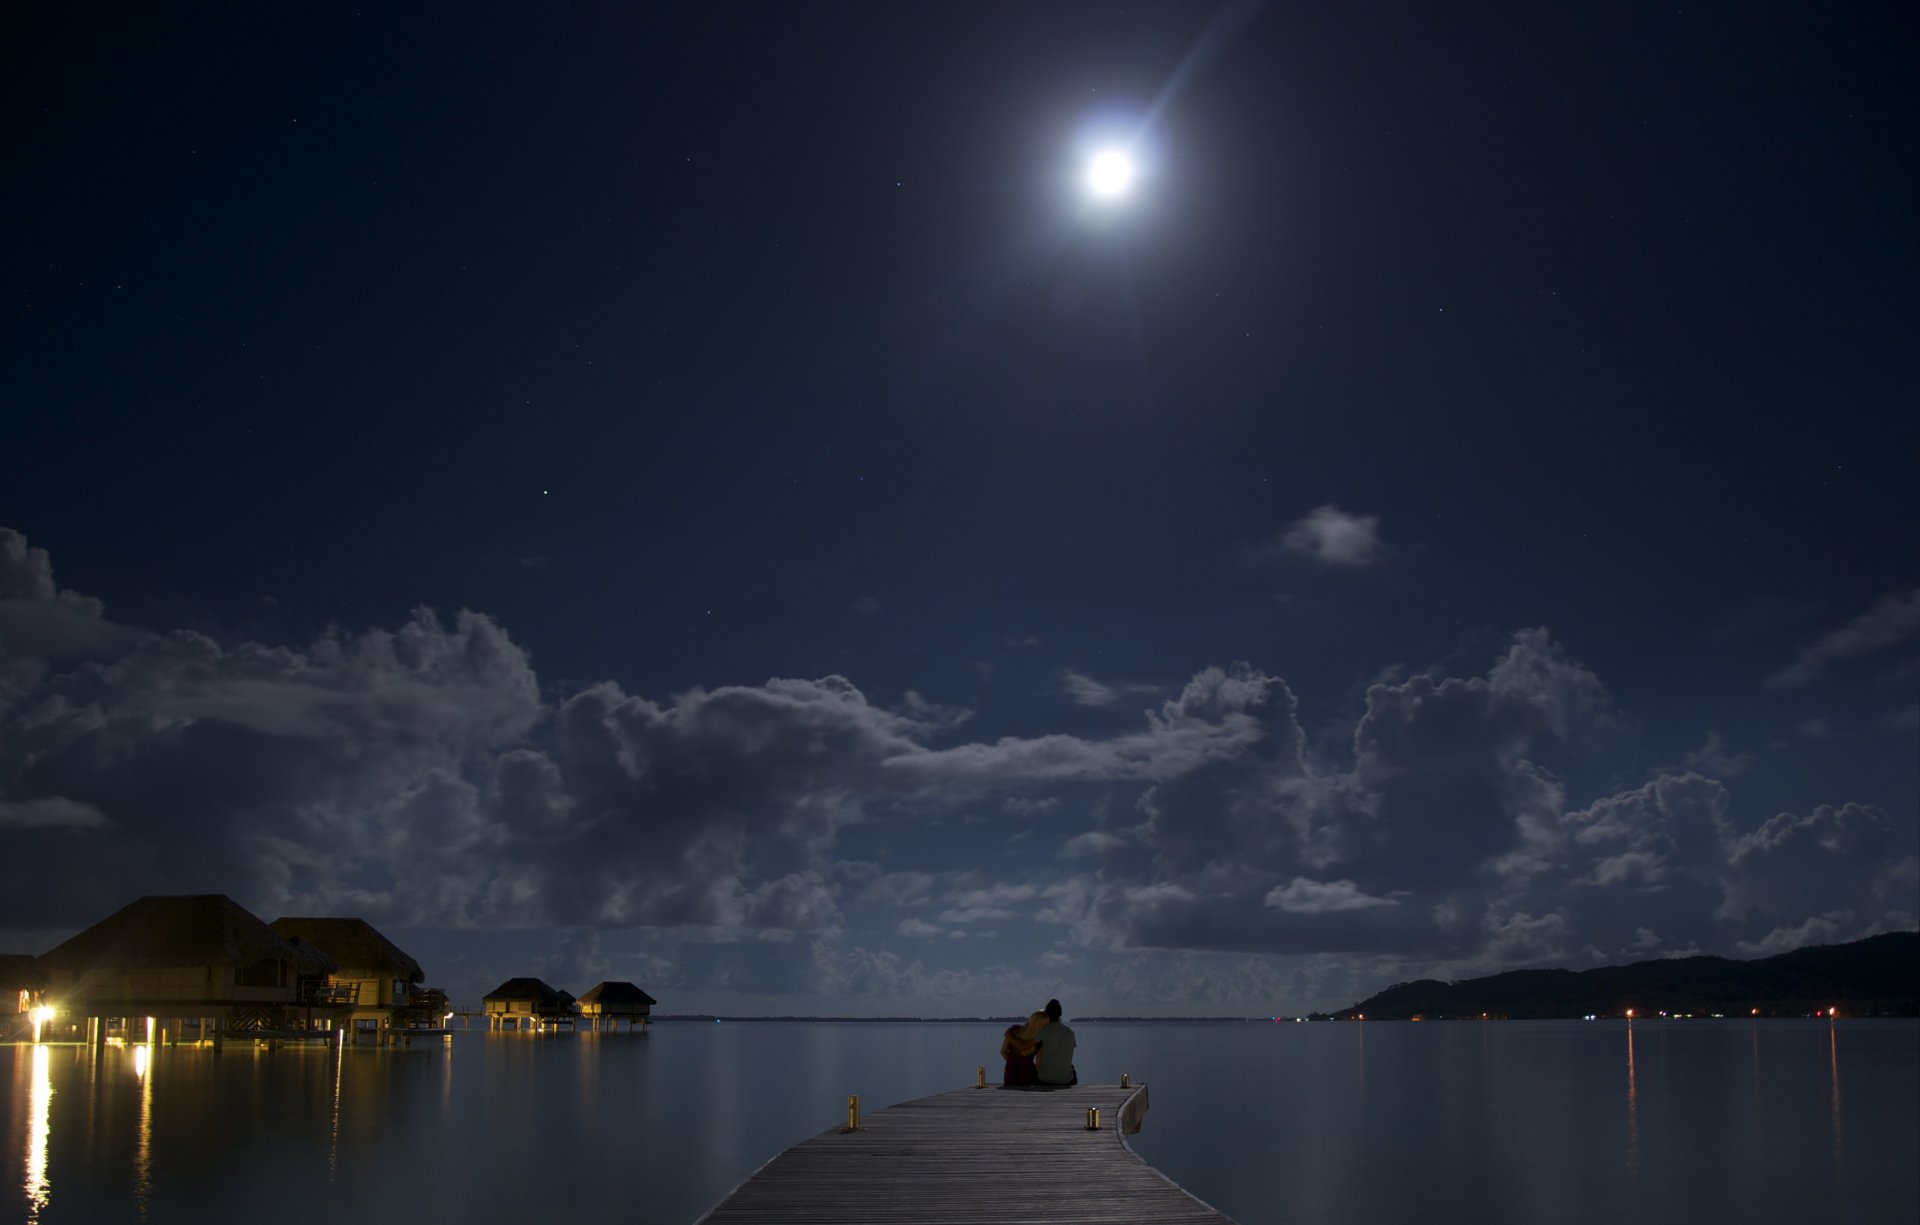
[1120,1072,1130,1088]
[1085,1107,1100,1130]
[846,1095,861,1131]
[976,1065,985,1088]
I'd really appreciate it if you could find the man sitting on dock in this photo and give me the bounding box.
[1034,998,1077,1086]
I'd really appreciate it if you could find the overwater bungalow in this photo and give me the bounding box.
[576,981,656,1032]
[270,916,449,1035]
[2,954,48,1039]
[38,894,338,1043]
[482,977,576,1032]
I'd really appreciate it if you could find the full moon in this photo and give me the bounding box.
[1085,149,1135,199]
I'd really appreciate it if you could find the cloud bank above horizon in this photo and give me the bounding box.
[1,527,1913,1012]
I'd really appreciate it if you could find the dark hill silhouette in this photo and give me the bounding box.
[1331,932,1919,1019]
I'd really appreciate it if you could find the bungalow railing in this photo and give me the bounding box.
[393,987,452,1026]
[299,982,361,1006]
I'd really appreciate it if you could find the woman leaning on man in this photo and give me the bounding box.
[999,1010,1050,1086]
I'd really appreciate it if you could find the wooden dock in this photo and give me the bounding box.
[697,1082,1236,1224]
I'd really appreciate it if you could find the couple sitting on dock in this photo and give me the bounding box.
[999,998,1076,1087]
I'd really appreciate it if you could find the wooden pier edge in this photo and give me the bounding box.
[694,1080,1238,1224]
[694,1140,793,1225]
[1111,1084,1238,1222]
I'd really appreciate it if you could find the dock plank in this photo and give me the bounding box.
[697,1083,1235,1224]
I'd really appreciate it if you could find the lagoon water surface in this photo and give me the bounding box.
[3,1019,1915,1224]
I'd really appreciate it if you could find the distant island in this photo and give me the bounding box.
[1327,932,1919,1020]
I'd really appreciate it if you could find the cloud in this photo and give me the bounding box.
[1767,588,1920,687]
[1273,505,1384,568]
[1678,731,1752,778]
[2,528,1910,1001]
[938,884,1039,924]
[1723,802,1897,921]
[899,690,971,731]
[860,871,936,907]
[1264,878,1399,913]
[1733,912,1852,957]
[0,534,1336,946]
[0,529,142,693]
[1060,831,1128,859]
[0,798,111,830]
[1061,671,1160,709]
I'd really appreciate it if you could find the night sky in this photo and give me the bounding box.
[3,2,1915,1015]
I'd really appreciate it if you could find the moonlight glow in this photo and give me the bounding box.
[1086,149,1135,199]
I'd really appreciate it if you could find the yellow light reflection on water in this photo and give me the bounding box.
[134,1044,154,1220]
[328,1040,344,1177]
[25,1043,52,1221]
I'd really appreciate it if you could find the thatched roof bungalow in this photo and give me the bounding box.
[1,953,46,1013]
[1,954,48,1040]
[269,916,443,1028]
[577,980,655,1031]
[39,895,335,1033]
[483,977,576,1031]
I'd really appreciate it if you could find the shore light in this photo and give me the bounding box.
[30,1004,54,1043]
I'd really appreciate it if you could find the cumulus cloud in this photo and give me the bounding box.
[0,529,141,694]
[1679,731,1752,778]
[1059,830,1128,859]
[938,884,1039,924]
[1265,878,1399,913]
[2,527,1909,1003]
[859,871,936,907]
[1060,671,1159,709]
[1768,588,1920,687]
[1018,629,1910,971]
[1274,505,1384,567]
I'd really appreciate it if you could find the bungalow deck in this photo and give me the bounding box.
[696,1082,1236,1224]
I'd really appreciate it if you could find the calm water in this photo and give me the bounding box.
[2,1020,1914,1224]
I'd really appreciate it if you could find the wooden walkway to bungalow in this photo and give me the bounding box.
[697,1082,1236,1224]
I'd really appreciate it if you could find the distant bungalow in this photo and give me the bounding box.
[270,916,450,1035]
[37,894,338,1044]
[2,953,47,1039]
[483,977,577,1032]
[577,980,656,1032]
